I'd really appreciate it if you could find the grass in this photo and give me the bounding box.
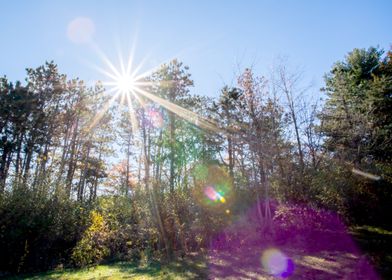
[350,225,392,278]
[5,257,207,280]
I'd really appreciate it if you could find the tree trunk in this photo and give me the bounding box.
[22,142,34,186]
[55,123,72,190]
[66,119,79,197]
[14,134,23,186]
[77,141,91,201]
[0,139,11,192]
[169,111,175,193]
[125,134,131,196]
[290,105,305,172]
[141,111,150,191]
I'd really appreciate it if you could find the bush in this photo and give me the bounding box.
[273,204,343,243]
[0,190,89,273]
[71,211,110,267]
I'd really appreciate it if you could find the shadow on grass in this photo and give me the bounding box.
[207,233,380,280]
[108,261,162,279]
[207,203,381,279]
[112,252,207,279]
[351,225,392,279]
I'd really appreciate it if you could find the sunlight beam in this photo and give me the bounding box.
[91,43,122,78]
[125,90,139,133]
[88,90,121,130]
[133,87,222,133]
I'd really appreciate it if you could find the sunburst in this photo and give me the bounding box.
[88,44,222,135]
[87,44,148,132]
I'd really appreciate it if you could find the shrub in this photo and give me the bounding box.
[71,211,110,267]
[273,204,343,242]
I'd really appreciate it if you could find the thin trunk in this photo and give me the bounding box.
[66,119,79,196]
[279,69,305,172]
[169,111,175,193]
[15,134,23,186]
[153,131,161,184]
[55,123,72,189]
[141,114,150,191]
[183,164,188,190]
[225,106,235,178]
[228,136,234,178]
[125,135,131,196]
[93,148,102,201]
[22,142,34,186]
[77,141,91,201]
[3,152,12,190]
[32,143,50,190]
[0,140,11,192]
[291,105,304,172]
[137,152,142,184]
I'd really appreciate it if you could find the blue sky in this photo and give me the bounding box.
[1,0,391,98]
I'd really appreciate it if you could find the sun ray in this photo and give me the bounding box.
[103,86,122,96]
[91,43,122,78]
[123,30,139,77]
[133,87,222,133]
[129,88,147,107]
[88,90,121,130]
[116,43,127,77]
[126,47,135,77]
[119,90,126,106]
[91,64,120,82]
[101,81,122,87]
[129,55,150,79]
[125,90,139,133]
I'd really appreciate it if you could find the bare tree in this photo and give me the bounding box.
[274,60,312,173]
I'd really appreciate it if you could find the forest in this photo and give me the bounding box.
[0,46,391,279]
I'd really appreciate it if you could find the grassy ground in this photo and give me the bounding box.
[5,256,207,280]
[350,225,392,278]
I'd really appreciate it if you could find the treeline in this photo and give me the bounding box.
[0,47,391,274]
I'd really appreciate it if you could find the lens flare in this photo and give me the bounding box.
[204,186,226,203]
[145,105,164,128]
[352,168,381,180]
[67,17,95,44]
[261,248,294,278]
[193,164,233,209]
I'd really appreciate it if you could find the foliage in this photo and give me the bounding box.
[71,211,110,267]
[319,46,392,224]
[0,190,90,273]
[273,204,342,236]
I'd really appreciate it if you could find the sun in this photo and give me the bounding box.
[90,43,147,99]
[116,74,137,94]
[86,45,146,131]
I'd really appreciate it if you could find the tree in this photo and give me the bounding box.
[320,47,392,167]
[274,62,309,173]
[213,86,243,179]
[236,68,288,223]
[319,46,392,224]
[149,59,194,192]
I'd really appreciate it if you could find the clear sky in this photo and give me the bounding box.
[1,0,391,98]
